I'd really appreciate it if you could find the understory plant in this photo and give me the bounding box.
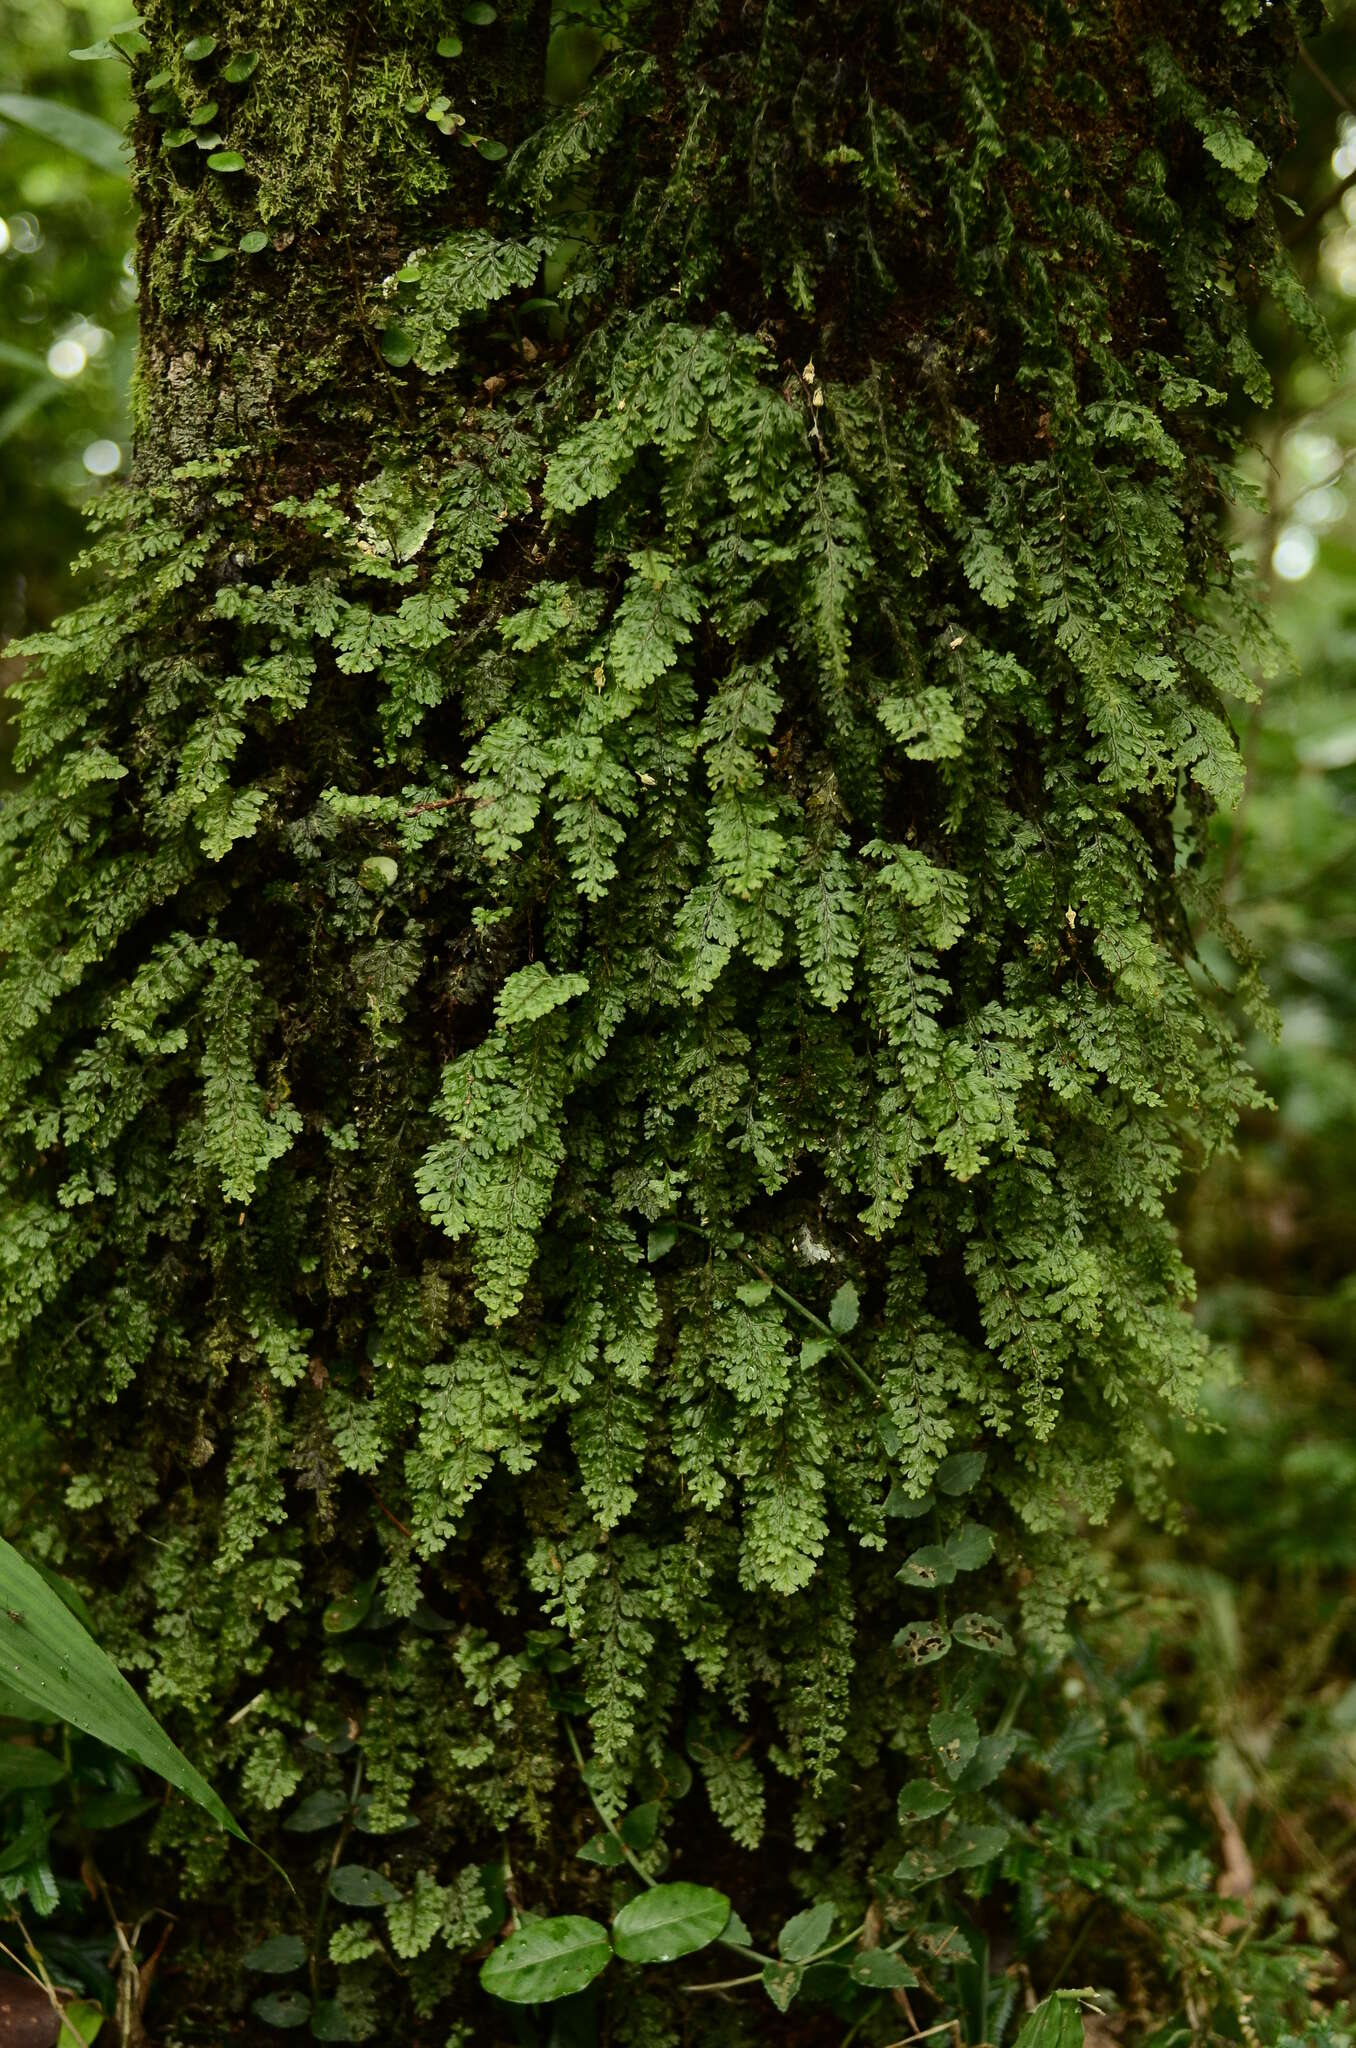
[0,0,1342,2039]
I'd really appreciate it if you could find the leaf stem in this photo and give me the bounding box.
[667,1221,880,1402]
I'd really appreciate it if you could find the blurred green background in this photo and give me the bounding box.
[4,0,1356,2032]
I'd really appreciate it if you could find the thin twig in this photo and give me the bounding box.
[0,1923,90,2047]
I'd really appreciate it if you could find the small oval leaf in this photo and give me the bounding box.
[778,1900,835,1962]
[935,1449,986,1495]
[251,1990,311,2029]
[329,1864,400,1907]
[828,1281,859,1334]
[897,1777,952,1823]
[244,1934,308,1974]
[207,150,245,172]
[184,34,218,59]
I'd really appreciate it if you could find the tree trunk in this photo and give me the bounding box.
[0,0,1308,2037]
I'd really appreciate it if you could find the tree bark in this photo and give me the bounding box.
[0,0,1308,2038]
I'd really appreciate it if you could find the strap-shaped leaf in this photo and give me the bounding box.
[0,1536,241,1838]
[0,93,127,175]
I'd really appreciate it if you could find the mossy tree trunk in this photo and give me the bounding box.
[0,0,1312,2038]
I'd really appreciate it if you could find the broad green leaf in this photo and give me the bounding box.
[223,51,261,80]
[207,150,245,172]
[184,33,218,58]
[850,1949,919,1987]
[929,1708,979,1780]
[78,1791,155,1828]
[952,1611,1015,1656]
[0,1537,242,1838]
[62,2004,104,2045]
[947,1822,1010,1870]
[778,1900,835,1961]
[0,94,127,176]
[0,1740,65,1790]
[612,1882,730,1963]
[1014,1994,1088,2048]
[251,1990,311,2028]
[239,230,269,254]
[464,1,498,19]
[762,1959,801,2010]
[898,1777,952,1823]
[647,1224,677,1262]
[945,1521,994,1571]
[618,1800,660,1850]
[311,2000,358,2042]
[577,1830,625,1867]
[329,1865,400,1907]
[898,1544,956,1589]
[828,1281,859,1334]
[322,1579,374,1635]
[479,1915,612,2002]
[956,1731,1019,1792]
[885,1486,934,1518]
[934,1450,986,1495]
[245,1935,307,1973]
[283,1788,347,1832]
[437,33,463,56]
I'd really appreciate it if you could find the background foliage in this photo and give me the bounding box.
[1,3,1355,2045]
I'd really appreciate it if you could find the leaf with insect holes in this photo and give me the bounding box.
[828,1281,859,1334]
[612,1882,730,1963]
[479,1916,612,2002]
[929,1708,979,1780]
[953,1611,1015,1656]
[897,1544,956,1589]
[898,1778,952,1823]
[894,1620,951,1666]
[778,1900,835,1961]
[850,1949,919,1988]
[762,1959,801,2010]
[577,1831,625,1867]
[0,1536,241,1837]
